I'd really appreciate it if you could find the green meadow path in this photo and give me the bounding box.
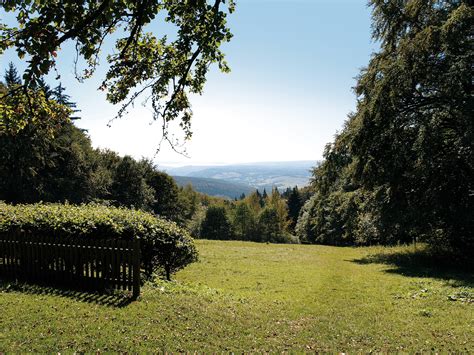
[1,240,472,352]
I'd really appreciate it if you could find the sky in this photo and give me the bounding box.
[1,0,377,166]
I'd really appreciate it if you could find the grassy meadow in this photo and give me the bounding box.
[0,240,472,352]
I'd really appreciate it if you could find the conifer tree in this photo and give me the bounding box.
[35,78,52,99]
[201,206,233,240]
[287,187,303,231]
[4,62,21,87]
[53,83,80,120]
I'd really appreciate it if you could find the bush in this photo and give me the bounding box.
[0,202,198,280]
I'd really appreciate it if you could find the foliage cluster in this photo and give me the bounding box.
[296,0,473,256]
[195,188,303,244]
[0,64,305,247]
[0,65,188,225]
[0,202,198,280]
[0,0,235,149]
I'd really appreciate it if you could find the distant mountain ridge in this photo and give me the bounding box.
[166,161,318,198]
[173,176,255,199]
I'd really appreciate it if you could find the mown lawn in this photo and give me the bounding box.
[0,240,472,352]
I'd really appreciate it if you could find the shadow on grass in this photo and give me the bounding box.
[0,278,135,308]
[351,247,473,288]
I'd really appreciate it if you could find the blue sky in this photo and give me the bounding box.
[1,0,377,166]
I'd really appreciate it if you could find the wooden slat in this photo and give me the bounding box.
[0,233,141,297]
[113,239,119,289]
[122,240,126,290]
[127,240,132,291]
[133,238,141,299]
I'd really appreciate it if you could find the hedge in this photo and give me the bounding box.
[0,202,198,280]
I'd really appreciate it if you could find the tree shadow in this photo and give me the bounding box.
[350,248,473,288]
[0,278,135,308]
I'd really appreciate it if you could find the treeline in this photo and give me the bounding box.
[0,63,197,225]
[192,187,311,244]
[0,63,311,244]
[296,1,473,257]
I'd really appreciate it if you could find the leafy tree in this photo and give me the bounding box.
[1,65,93,203]
[186,203,207,238]
[111,156,154,209]
[246,190,263,215]
[89,149,122,201]
[298,185,314,205]
[41,123,96,203]
[0,81,71,202]
[258,207,282,243]
[231,202,257,241]
[295,194,316,244]
[179,184,200,221]
[299,0,473,255]
[200,205,233,240]
[1,0,235,147]
[144,165,183,222]
[267,187,290,233]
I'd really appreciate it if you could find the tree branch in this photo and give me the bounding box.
[161,0,223,119]
[56,0,111,45]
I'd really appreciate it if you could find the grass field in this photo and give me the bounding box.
[0,240,472,352]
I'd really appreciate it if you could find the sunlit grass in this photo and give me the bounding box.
[0,240,472,352]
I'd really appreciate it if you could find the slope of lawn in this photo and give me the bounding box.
[0,240,472,352]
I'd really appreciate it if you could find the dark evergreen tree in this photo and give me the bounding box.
[36,78,52,99]
[282,187,292,199]
[258,207,281,243]
[4,62,21,87]
[200,206,233,240]
[287,187,303,231]
[0,105,92,203]
[52,83,80,120]
[271,187,280,196]
[256,189,265,207]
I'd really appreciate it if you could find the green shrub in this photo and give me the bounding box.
[0,202,198,280]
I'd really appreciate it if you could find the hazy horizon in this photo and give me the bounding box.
[158,159,318,168]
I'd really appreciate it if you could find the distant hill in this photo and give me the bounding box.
[166,161,318,192]
[173,176,255,199]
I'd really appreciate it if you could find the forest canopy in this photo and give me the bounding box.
[296,0,473,257]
